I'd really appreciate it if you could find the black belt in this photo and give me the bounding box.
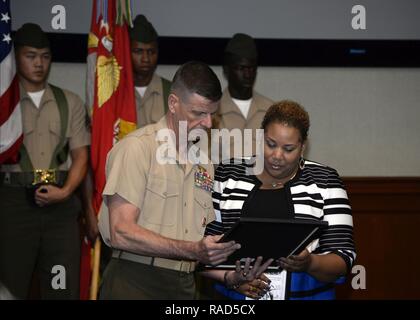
[0,171,68,187]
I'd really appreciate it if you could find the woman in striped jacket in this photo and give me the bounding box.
[205,100,356,300]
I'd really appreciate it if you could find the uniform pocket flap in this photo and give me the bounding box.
[23,117,35,134]
[146,176,179,198]
[194,189,212,209]
[49,121,61,136]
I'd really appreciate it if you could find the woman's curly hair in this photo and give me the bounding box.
[261,100,310,142]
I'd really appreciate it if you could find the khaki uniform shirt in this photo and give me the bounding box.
[135,74,170,128]
[98,117,215,271]
[215,89,273,159]
[1,84,90,172]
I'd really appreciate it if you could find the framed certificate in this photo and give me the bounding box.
[207,217,328,270]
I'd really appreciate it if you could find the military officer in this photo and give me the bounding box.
[98,61,250,299]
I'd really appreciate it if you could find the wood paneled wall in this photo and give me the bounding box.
[336,177,420,299]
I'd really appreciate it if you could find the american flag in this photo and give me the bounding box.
[0,0,22,164]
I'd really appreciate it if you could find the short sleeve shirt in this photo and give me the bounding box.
[1,84,90,172]
[98,117,215,246]
[135,74,169,128]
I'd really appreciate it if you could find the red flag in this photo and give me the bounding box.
[0,0,22,164]
[80,0,137,299]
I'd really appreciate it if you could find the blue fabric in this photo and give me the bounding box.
[214,273,346,300]
[289,273,337,300]
[214,283,245,300]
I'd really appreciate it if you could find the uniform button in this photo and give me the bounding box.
[184,202,187,207]
[185,229,188,234]
[41,152,45,156]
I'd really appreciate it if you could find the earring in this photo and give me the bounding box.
[299,156,305,170]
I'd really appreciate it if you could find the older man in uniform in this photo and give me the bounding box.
[98,61,247,299]
[0,23,90,299]
[129,14,171,128]
[215,33,273,160]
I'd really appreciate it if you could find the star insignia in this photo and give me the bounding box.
[1,12,10,23]
[2,33,11,44]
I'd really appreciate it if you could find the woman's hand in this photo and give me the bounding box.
[235,273,271,299]
[224,256,273,291]
[277,249,312,272]
[278,251,348,283]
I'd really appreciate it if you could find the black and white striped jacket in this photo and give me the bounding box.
[205,158,356,271]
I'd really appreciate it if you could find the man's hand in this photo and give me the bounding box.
[34,184,70,207]
[83,207,99,243]
[277,249,312,272]
[195,234,241,266]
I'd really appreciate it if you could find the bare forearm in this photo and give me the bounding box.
[108,194,238,265]
[200,269,226,283]
[307,253,347,283]
[112,221,200,261]
[62,147,88,197]
[80,165,94,211]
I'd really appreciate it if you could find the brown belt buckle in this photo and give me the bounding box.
[33,169,56,185]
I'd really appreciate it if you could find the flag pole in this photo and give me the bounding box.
[89,238,101,300]
[86,0,135,300]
